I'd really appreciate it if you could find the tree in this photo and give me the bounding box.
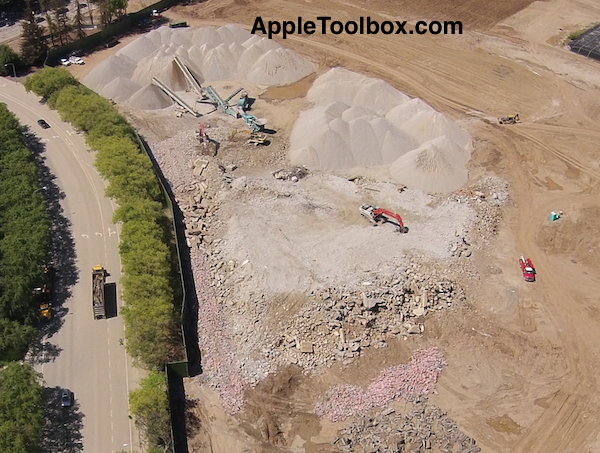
[129,371,172,452]
[0,319,36,362]
[0,44,19,76]
[109,0,127,21]
[19,1,48,66]
[72,0,86,40]
[0,362,44,453]
[49,0,71,46]
[24,66,78,102]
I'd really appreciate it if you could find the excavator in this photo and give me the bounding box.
[499,114,519,125]
[229,129,268,146]
[360,204,409,233]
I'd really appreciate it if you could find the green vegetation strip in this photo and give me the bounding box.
[25,67,178,450]
[0,103,48,453]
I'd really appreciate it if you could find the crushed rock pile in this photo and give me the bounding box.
[290,68,472,193]
[82,24,315,109]
[337,398,480,453]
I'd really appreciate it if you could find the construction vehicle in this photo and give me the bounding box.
[229,129,268,146]
[195,123,209,144]
[499,114,520,125]
[230,129,268,145]
[519,256,536,282]
[360,204,408,233]
[247,133,268,146]
[92,265,106,320]
[34,265,54,321]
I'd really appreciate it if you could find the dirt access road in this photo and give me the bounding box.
[108,0,600,450]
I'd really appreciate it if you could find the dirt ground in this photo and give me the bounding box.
[74,0,600,450]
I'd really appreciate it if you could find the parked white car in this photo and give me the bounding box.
[69,56,85,65]
[60,58,71,66]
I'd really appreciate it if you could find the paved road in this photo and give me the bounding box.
[0,21,22,44]
[0,79,142,453]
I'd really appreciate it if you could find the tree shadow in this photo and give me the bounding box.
[42,387,85,453]
[104,282,118,319]
[184,397,201,438]
[23,130,78,362]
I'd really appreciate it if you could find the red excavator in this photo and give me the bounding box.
[195,123,209,144]
[360,204,408,233]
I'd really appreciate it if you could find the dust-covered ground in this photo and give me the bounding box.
[102,0,600,451]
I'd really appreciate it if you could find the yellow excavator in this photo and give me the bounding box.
[499,114,519,125]
[229,129,267,146]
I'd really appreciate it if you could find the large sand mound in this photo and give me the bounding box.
[389,136,469,192]
[83,24,315,106]
[289,68,472,193]
[127,84,173,110]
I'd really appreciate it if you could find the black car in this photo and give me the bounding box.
[38,119,50,129]
[61,389,72,407]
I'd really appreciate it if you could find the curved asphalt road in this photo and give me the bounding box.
[0,78,142,453]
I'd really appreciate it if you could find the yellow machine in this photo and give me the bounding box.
[499,114,520,124]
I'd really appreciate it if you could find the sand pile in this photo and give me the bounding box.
[82,24,315,109]
[127,84,173,110]
[289,68,472,193]
[389,136,469,192]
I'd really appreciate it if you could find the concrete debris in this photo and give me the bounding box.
[272,166,309,181]
[337,398,480,453]
[148,117,508,415]
[315,348,447,422]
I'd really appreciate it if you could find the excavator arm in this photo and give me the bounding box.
[373,208,404,228]
[372,208,408,233]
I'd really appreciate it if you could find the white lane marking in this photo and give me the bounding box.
[81,234,89,238]
[95,232,103,237]
[108,228,117,236]
[52,135,60,138]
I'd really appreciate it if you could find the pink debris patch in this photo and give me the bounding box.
[191,251,246,414]
[315,347,447,422]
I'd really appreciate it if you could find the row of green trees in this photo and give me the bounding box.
[25,67,178,450]
[0,103,49,452]
[0,102,50,356]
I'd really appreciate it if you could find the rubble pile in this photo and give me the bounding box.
[272,166,309,182]
[336,398,480,453]
[270,264,463,371]
[450,176,509,240]
[191,251,246,414]
[315,348,447,422]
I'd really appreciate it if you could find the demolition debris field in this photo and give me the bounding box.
[73,0,600,451]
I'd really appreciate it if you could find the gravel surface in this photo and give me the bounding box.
[191,251,246,414]
[315,348,447,422]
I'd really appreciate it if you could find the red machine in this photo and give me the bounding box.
[360,204,408,233]
[519,256,536,282]
[195,123,209,144]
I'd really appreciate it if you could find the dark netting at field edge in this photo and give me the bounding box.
[569,24,600,62]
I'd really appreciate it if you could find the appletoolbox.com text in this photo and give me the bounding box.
[251,16,463,39]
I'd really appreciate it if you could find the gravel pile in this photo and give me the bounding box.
[337,398,480,453]
[315,348,446,422]
[83,24,315,109]
[290,68,472,193]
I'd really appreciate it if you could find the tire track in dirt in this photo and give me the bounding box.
[511,127,600,182]
[510,140,600,453]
